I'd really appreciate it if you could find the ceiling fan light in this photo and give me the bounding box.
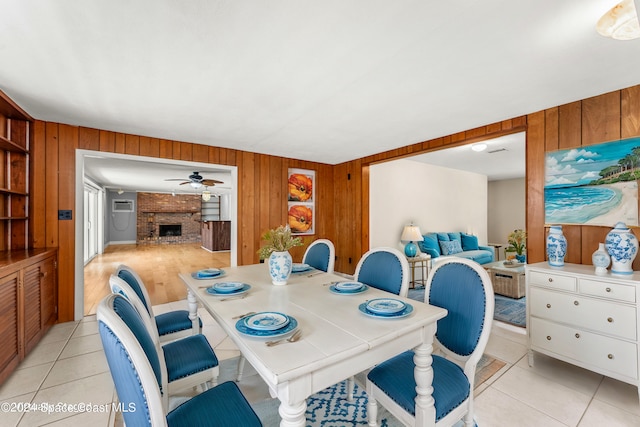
[596,0,640,40]
[190,181,202,189]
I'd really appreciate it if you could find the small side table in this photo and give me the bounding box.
[406,255,431,289]
[488,243,503,261]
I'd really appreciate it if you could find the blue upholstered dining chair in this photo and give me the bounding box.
[97,294,262,427]
[302,238,336,273]
[365,257,494,427]
[355,247,409,297]
[115,264,202,342]
[109,275,219,396]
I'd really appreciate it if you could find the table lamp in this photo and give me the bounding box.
[401,224,424,257]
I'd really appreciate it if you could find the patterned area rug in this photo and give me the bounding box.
[250,355,505,426]
[407,287,526,328]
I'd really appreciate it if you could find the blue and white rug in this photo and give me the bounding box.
[251,379,402,427]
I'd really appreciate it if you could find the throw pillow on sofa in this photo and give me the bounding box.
[460,232,479,251]
[419,233,441,256]
[440,240,463,255]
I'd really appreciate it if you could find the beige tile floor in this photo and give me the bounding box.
[2,302,640,427]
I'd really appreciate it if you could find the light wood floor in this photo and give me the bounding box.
[83,243,231,316]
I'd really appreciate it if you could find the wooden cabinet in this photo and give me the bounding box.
[0,90,32,251]
[201,221,231,252]
[526,262,640,399]
[0,248,57,384]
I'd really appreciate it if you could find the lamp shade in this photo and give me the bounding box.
[596,0,640,40]
[401,225,423,242]
[401,225,423,257]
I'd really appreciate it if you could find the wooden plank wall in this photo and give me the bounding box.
[29,84,640,321]
[526,85,640,268]
[31,125,335,322]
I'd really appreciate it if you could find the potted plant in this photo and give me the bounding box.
[258,225,303,285]
[507,229,527,263]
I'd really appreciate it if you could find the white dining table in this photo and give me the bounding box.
[179,264,447,427]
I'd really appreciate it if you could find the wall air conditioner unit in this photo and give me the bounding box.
[112,199,134,212]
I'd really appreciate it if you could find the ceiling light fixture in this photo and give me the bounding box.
[596,0,640,40]
[190,181,203,189]
[471,143,487,152]
[117,189,124,195]
[201,190,211,201]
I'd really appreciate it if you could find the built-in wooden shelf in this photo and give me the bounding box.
[0,135,28,153]
[0,187,27,196]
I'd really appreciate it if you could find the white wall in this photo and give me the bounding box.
[370,159,488,253]
[488,178,525,259]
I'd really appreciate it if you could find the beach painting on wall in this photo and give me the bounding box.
[545,137,640,226]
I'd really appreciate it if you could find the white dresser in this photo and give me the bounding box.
[526,262,640,399]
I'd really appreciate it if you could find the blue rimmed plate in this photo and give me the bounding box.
[358,302,414,319]
[366,298,406,314]
[329,284,369,295]
[206,283,251,296]
[292,263,313,273]
[243,312,289,331]
[335,281,364,291]
[212,282,244,293]
[235,314,298,338]
[191,268,226,280]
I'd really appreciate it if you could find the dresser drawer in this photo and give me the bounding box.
[528,270,576,291]
[529,288,637,340]
[530,317,638,380]
[579,278,636,303]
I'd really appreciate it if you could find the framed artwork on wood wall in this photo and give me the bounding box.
[287,168,315,235]
[545,137,640,226]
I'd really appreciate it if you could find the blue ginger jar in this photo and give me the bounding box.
[546,225,567,267]
[605,222,638,275]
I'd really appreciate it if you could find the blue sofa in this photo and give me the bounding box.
[417,232,494,265]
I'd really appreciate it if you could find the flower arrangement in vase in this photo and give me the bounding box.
[507,229,527,263]
[258,225,303,285]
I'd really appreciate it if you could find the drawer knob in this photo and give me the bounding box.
[608,354,614,360]
[606,287,612,293]
[574,300,579,306]
[575,333,580,339]
[546,303,551,309]
[607,317,614,323]
[546,336,552,341]
[548,278,553,282]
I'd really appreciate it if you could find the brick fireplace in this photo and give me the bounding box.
[136,193,202,244]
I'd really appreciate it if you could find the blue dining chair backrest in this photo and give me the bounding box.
[355,247,408,296]
[428,261,487,355]
[302,239,335,273]
[117,268,151,314]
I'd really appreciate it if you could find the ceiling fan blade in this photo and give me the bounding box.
[178,181,192,185]
[201,179,224,186]
[164,178,188,181]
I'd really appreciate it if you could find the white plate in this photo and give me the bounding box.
[335,281,364,291]
[205,283,251,296]
[366,298,406,314]
[212,282,244,293]
[243,312,290,331]
[235,316,298,338]
[329,284,368,295]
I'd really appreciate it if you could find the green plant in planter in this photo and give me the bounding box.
[257,225,303,260]
[507,229,527,262]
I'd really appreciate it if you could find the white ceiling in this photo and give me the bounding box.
[410,132,526,181]
[82,154,233,194]
[2,1,640,167]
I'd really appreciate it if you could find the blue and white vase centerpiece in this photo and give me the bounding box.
[546,225,567,267]
[268,251,293,286]
[605,222,638,275]
[258,225,303,286]
[591,242,611,274]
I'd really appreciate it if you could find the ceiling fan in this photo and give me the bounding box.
[164,171,224,189]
